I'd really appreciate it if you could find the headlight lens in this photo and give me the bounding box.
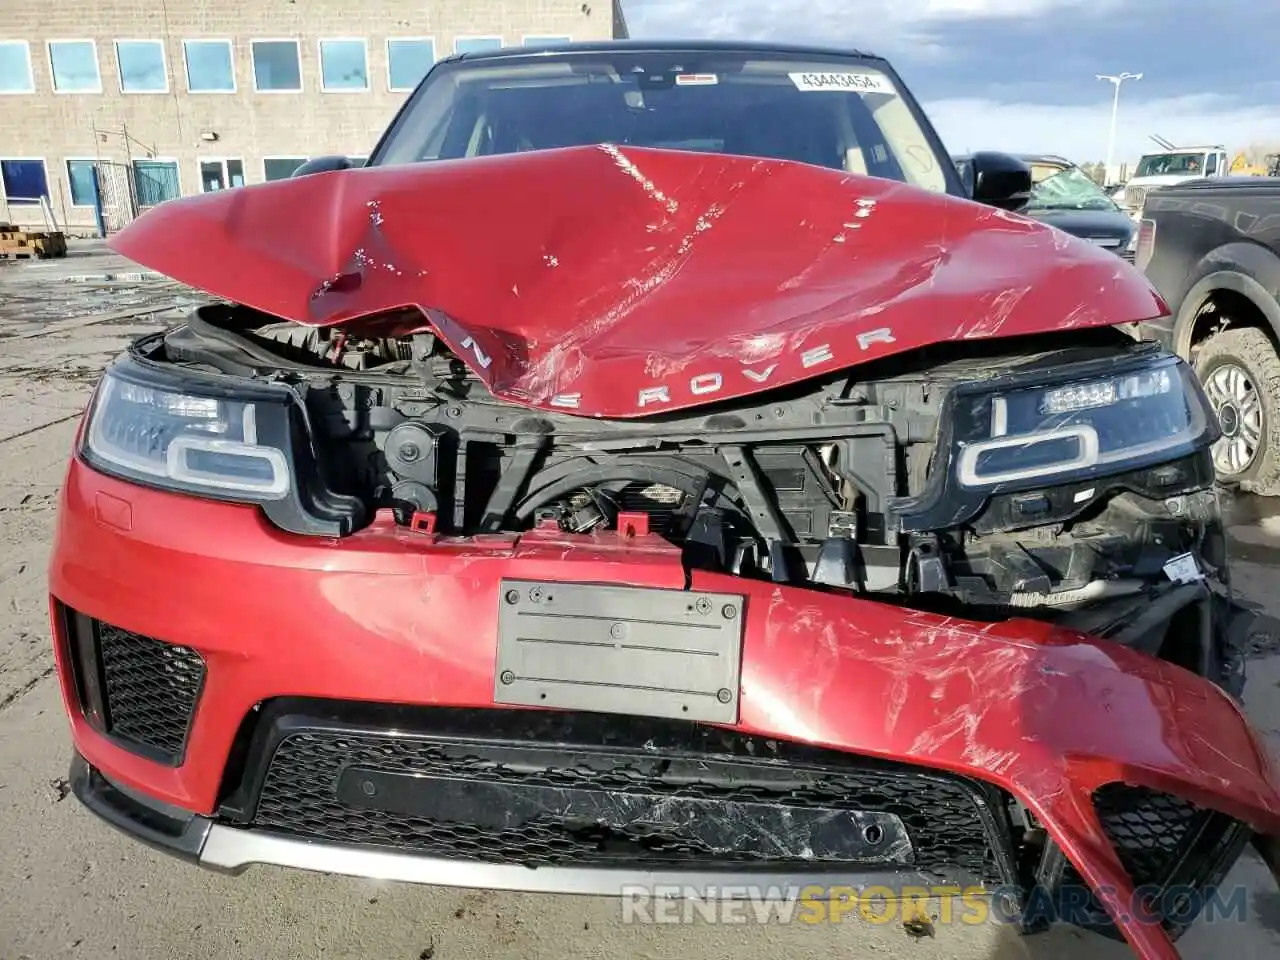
[953,356,1213,489]
[84,371,291,500]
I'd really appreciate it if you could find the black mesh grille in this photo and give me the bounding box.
[241,708,1012,882]
[1056,783,1248,939]
[99,624,205,764]
[1092,784,1201,887]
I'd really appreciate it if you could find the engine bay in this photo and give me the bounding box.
[133,303,1246,690]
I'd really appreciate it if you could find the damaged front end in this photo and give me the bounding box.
[107,146,1251,694]
[81,145,1278,956]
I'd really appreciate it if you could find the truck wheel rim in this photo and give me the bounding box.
[1204,362,1263,476]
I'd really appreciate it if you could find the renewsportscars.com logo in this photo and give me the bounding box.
[619,883,1252,927]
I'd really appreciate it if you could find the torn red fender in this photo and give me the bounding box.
[109,145,1168,418]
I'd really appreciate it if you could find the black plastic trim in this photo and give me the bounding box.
[70,751,211,862]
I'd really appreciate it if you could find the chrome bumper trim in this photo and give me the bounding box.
[199,825,981,896]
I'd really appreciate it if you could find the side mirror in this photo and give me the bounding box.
[969,151,1033,211]
[291,155,354,178]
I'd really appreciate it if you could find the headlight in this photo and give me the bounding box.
[951,355,1215,490]
[83,368,292,500]
[890,350,1219,535]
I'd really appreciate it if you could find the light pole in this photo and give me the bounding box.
[1097,72,1142,183]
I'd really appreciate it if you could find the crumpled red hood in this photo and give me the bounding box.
[111,145,1167,418]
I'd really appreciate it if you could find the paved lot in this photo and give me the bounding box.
[1,244,1278,959]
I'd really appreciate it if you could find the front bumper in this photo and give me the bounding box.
[51,459,1280,960]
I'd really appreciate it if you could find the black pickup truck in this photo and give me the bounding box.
[1138,177,1280,493]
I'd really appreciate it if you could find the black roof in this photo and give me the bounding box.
[1012,153,1074,167]
[951,153,1076,167]
[445,38,881,64]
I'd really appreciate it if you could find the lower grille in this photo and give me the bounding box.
[231,704,1015,883]
[99,625,205,762]
[60,603,206,766]
[1094,784,1200,886]
[1055,783,1250,940]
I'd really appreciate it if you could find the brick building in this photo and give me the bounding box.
[0,0,628,231]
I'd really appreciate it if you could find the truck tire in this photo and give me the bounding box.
[1194,327,1280,496]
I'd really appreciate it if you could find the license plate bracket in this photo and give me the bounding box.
[494,579,745,723]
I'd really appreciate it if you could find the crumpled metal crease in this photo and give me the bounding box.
[109,144,1168,418]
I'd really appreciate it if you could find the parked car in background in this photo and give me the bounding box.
[954,154,1135,257]
[1137,176,1280,492]
[1120,144,1230,218]
[1017,154,1136,258]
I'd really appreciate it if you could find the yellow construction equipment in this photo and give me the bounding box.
[1230,152,1278,176]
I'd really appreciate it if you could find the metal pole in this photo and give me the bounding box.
[1105,81,1121,181]
[90,166,107,238]
[1097,72,1143,183]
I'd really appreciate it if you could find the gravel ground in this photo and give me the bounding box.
[0,244,1278,960]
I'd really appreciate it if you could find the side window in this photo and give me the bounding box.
[1205,152,1218,175]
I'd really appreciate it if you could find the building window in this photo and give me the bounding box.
[453,37,502,55]
[251,40,302,92]
[523,36,572,47]
[48,40,101,93]
[0,41,35,94]
[1,160,49,203]
[386,38,434,92]
[319,39,368,92]
[200,158,245,192]
[115,40,167,93]
[263,157,307,181]
[132,160,181,205]
[183,40,235,92]
[66,160,97,206]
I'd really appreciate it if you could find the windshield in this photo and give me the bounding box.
[1133,152,1207,177]
[1024,164,1120,212]
[373,50,954,194]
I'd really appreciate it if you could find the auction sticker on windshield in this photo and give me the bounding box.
[789,72,895,94]
[675,73,718,86]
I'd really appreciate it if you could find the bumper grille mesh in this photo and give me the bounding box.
[99,624,205,763]
[1092,783,1201,887]
[245,712,1011,882]
[1056,783,1247,939]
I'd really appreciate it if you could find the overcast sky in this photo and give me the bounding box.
[623,0,1280,167]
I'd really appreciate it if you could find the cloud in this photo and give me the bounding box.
[625,0,1119,59]
[928,95,1280,169]
[622,0,1280,163]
